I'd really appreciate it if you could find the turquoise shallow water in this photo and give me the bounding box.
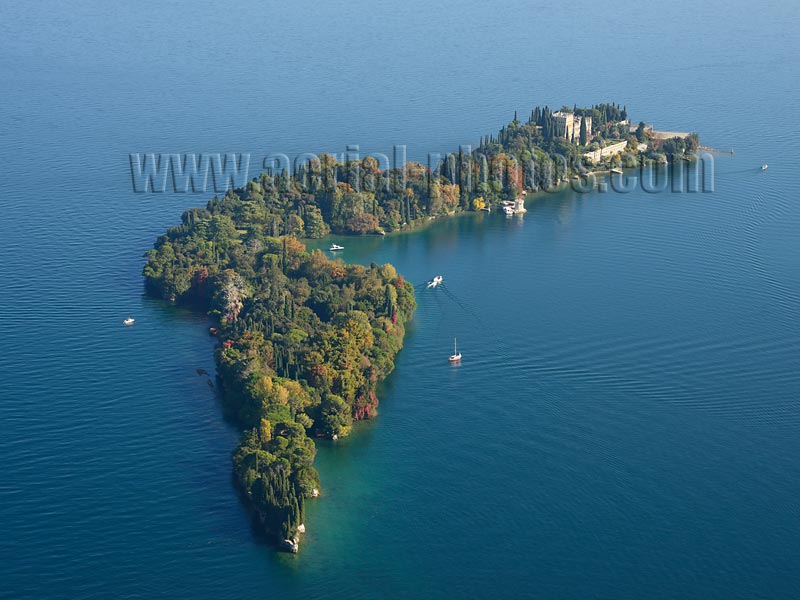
[2,0,800,598]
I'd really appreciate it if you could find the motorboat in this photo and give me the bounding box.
[123,317,135,326]
[329,244,344,251]
[761,164,768,170]
[503,206,514,215]
[427,275,443,288]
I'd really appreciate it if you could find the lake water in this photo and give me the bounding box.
[2,0,799,598]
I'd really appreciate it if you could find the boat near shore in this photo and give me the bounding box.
[329,244,344,251]
[502,197,527,215]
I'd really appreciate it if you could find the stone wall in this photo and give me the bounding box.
[583,140,628,163]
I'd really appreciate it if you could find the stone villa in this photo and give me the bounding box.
[553,111,592,143]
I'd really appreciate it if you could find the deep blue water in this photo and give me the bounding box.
[2,0,800,598]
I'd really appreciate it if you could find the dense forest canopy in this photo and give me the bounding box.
[145,207,415,550]
[146,103,696,247]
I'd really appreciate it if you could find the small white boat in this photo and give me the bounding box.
[448,337,462,363]
[329,244,344,251]
[427,275,443,288]
[761,164,768,170]
[610,167,624,174]
[503,206,514,215]
[123,317,135,326]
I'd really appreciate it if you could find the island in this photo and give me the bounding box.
[144,102,697,552]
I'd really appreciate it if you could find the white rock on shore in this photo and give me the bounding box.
[281,538,299,553]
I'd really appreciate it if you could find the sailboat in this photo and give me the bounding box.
[448,337,462,362]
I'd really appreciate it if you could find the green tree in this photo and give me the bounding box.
[636,122,647,142]
[286,213,304,237]
[319,394,352,437]
[304,206,328,238]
